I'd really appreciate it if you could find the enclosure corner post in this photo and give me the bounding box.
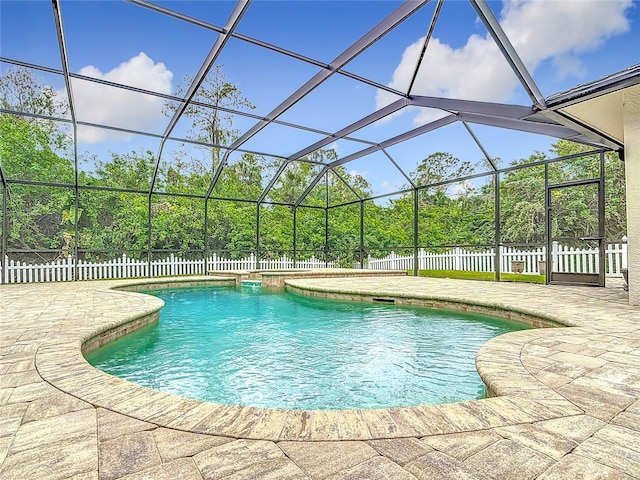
[293,206,297,268]
[147,195,152,278]
[1,186,6,285]
[204,198,209,275]
[413,188,419,276]
[255,202,261,270]
[494,172,501,282]
[324,206,329,268]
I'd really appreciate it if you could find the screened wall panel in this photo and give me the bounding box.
[78,137,156,190]
[295,206,326,261]
[328,202,362,267]
[499,164,545,245]
[77,189,148,260]
[1,114,74,183]
[259,204,293,260]
[363,194,413,261]
[157,140,216,195]
[150,194,205,259]
[0,0,634,282]
[207,199,256,258]
[5,184,74,262]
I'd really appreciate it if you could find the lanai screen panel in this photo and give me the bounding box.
[328,202,362,267]
[1,0,636,276]
[384,122,495,188]
[78,190,149,261]
[491,1,640,100]
[150,194,205,259]
[207,198,256,258]
[5,184,74,262]
[296,206,326,262]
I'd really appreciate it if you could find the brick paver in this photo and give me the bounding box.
[1,274,638,479]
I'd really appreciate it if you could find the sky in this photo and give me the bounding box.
[1,0,639,200]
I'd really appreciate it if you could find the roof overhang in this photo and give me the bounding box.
[540,64,640,151]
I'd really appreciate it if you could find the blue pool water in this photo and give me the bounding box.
[86,286,530,410]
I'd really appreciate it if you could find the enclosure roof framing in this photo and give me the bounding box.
[469,0,546,109]
[206,0,429,201]
[150,0,251,195]
[1,0,637,207]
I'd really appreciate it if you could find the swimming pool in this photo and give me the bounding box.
[86,286,531,410]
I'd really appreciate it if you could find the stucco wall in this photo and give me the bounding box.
[624,86,640,305]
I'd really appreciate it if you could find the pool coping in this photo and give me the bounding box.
[29,274,632,442]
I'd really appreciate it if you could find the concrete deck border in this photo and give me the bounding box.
[2,274,640,479]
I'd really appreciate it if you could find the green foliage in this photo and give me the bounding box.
[410,151,473,188]
[499,141,626,244]
[0,68,628,266]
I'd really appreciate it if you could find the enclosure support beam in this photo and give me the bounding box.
[598,152,606,283]
[469,0,546,109]
[407,0,443,96]
[457,112,586,142]
[463,122,497,171]
[383,150,415,188]
[1,186,6,285]
[203,199,209,274]
[360,201,365,269]
[52,0,80,280]
[494,172,501,282]
[326,115,457,170]
[325,176,329,267]
[544,164,550,285]
[413,188,419,276]
[623,86,640,304]
[293,207,297,268]
[324,207,330,268]
[255,203,261,270]
[147,196,153,277]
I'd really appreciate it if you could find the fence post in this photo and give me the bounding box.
[552,241,559,273]
[66,255,73,281]
[622,236,628,269]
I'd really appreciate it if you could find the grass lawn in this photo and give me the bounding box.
[413,270,546,284]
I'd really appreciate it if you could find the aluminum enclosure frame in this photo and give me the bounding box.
[1,0,637,282]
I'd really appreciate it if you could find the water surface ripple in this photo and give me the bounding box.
[86,286,530,410]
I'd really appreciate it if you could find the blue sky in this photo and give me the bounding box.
[1,0,639,199]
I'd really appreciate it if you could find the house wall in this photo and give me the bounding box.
[624,86,640,305]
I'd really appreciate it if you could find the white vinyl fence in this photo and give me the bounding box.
[365,242,628,276]
[1,253,333,284]
[1,243,627,284]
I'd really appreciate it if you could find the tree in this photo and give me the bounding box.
[410,152,473,189]
[499,140,626,244]
[165,65,255,176]
[0,67,67,118]
[499,152,547,244]
[1,68,75,260]
[550,140,626,241]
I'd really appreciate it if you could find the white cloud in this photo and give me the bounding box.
[448,180,475,199]
[379,179,397,194]
[349,168,367,179]
[69,52,173,144]
[377,0,632,125]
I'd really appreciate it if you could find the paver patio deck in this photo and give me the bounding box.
[1,274,639,479]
